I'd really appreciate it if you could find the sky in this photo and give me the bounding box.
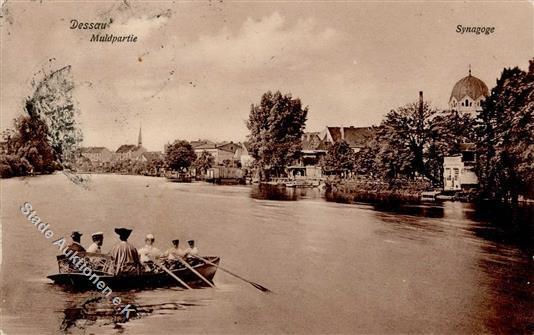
[1,0,532,151]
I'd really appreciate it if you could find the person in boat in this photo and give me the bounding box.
[66,231,86,253]
[86,232,104,253]
[105,228,141,276]
[138,233,162,271]
[163,239,187,260]
[184,240,199,259]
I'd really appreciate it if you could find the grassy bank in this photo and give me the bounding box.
[325,178,431,204]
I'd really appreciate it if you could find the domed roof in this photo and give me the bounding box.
[450,73,489,101]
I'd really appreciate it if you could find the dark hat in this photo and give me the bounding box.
[114,228,132,238]
[71,231,83,238]
[187,240,195,245]
[172,239,179,244]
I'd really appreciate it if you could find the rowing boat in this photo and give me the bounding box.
[47,253,219,290]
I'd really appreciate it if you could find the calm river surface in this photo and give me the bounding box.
[1,174,532,334]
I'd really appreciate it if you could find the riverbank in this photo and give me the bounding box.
[325,178,431,204]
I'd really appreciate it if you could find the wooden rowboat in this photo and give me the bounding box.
[47,254,220,290]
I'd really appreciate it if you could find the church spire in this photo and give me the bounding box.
[138,126,142,147]
[469,64,471,76]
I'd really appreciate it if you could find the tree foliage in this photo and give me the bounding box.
[165,140,196,172]
[193,150,214,174]
[354,104,477,185]
[321,140,355,174]
[476,59,534,202]
[374,100,440,181]
[247,91,307,177]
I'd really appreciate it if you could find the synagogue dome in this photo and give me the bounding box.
[450,72,489,102]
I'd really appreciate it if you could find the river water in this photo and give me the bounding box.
[1,174,532,334]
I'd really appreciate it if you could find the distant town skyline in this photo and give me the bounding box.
[1,1,532,151]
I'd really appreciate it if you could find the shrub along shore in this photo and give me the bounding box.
[325,178,431,204]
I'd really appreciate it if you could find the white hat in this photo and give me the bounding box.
[91,232,104,237]
[146,233,155,240]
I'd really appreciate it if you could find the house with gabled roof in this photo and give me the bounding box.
[193,141,239,165]
[300,132,329,166]
[79,146,113,163]
[322,126,375,153]
[115,127,147,161]
[116,144,146,161]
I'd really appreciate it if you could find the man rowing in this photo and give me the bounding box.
[184,240,199,258]
[163,239,187,260]
[105,228,141,276]
[86,232,103,253]
[138,233,162,271]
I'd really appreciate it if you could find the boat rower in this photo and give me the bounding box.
[163,239,187,260]
[184,240,199,259]
[86,232,103,253]
[138,234,162,271]
[105,228,141,276]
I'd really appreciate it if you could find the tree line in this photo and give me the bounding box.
[246,59,533,203]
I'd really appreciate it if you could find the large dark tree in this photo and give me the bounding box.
[377,97,440,182]
[247,91,307,178]
[476,59,534,202]
[165,140,196,172]
[12,115,58,173]
[321,140,355,175]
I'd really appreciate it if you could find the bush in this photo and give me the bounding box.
[0,163,13,178]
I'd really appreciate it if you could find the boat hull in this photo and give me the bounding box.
[47,256,220,291]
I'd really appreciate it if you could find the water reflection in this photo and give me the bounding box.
[59,290,207,333]
[372,202,445,218]
[250,184,321,201]
[464,202,534,250]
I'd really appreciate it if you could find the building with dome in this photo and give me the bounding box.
[449,68,490,116]
[443,68,488,191]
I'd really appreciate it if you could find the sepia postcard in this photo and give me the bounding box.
[1,0,532,334]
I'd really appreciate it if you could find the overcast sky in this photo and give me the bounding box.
[1,1,532,151]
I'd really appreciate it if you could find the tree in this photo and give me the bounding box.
[146,157,164,176]
[321,140,355,175]
[193,150,214,175]
[25,65,83,163]
[247,91,308,179]
[12,115,58,173]
[165,140,196,172]
[0,116,58,177]
[476,59,534,202]
[424,110,477,184]
[376,97,440,182]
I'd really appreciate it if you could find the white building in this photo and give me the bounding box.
[443,145,478,191]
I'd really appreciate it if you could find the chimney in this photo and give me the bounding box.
[419,91,423,116]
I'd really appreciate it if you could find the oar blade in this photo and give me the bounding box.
[250,281,272,293]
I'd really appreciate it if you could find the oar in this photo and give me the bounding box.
[191,255,271,293]
[149,257,192,290]
[174,257,215,288]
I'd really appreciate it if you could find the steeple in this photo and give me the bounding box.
[468,64,471,76]
[138,126,142,147]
